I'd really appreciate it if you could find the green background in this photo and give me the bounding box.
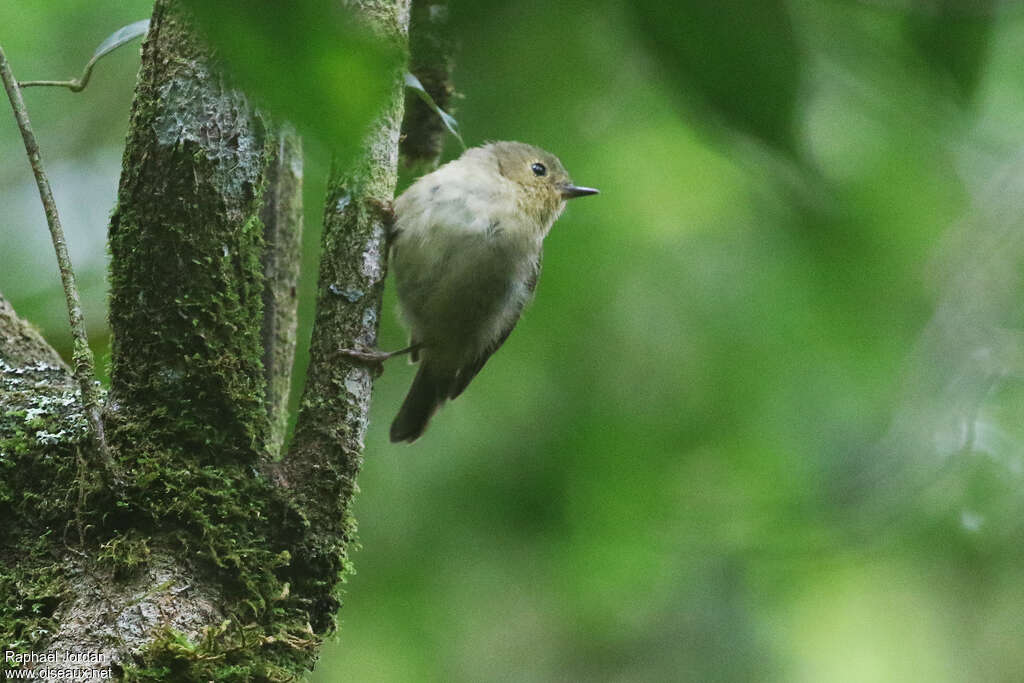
[3,1,1024,681]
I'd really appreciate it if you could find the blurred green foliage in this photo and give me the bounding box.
[3,1,1024,681]
[632,0,802,152]
[904,0,997,102]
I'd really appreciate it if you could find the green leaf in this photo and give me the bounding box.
[18,19,149,91]
[404,71,464,148]
[632,0,802,153]
[904,2,995,103]
[91,19,150,62]
[181,0,406,161]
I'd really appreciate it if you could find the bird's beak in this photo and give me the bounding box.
[560,184,600,199]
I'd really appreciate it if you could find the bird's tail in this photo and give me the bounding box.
[390,363,449,443]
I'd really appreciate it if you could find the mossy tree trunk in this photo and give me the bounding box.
[0,0,411,679]
[400,0,456,172]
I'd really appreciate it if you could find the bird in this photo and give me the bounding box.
[342,141,598,442]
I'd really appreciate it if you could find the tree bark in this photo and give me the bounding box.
[0,0,410,679]
[400,0,455,171]
[261,128,304,458]
[281,0,411,635]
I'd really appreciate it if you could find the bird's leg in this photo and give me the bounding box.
[337,342,422,366]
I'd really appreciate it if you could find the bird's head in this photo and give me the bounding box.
[486,141,598,226]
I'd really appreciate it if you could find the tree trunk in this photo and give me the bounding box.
[0,0,410,679]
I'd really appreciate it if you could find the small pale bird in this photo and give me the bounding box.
[344,141,598,442]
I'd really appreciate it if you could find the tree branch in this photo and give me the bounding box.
[401,0,455,170]
[282,0,411,633]
[0,43,113,476]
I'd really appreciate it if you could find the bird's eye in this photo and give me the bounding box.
[531,162,547,177]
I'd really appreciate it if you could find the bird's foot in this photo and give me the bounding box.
[338,346,397,365]
[337,343,421,371]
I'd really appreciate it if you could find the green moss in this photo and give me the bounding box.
[122,620,319,682]
[0,363,98,653]
[97,27,329,670]
[0,330,334,680]
[0,540,69,656]
[108,139,270,462]
[97,531,152,578]
[0,363,90,542]
[0,117,319,683]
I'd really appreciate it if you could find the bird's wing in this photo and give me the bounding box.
[447,255,542,400]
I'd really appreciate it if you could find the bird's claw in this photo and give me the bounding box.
[338,348,387,378]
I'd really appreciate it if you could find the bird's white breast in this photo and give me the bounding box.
[391,157,544,366]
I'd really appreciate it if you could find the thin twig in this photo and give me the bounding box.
[19,18,150,93]
[0,43,119,479]
[19,78,91,92]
